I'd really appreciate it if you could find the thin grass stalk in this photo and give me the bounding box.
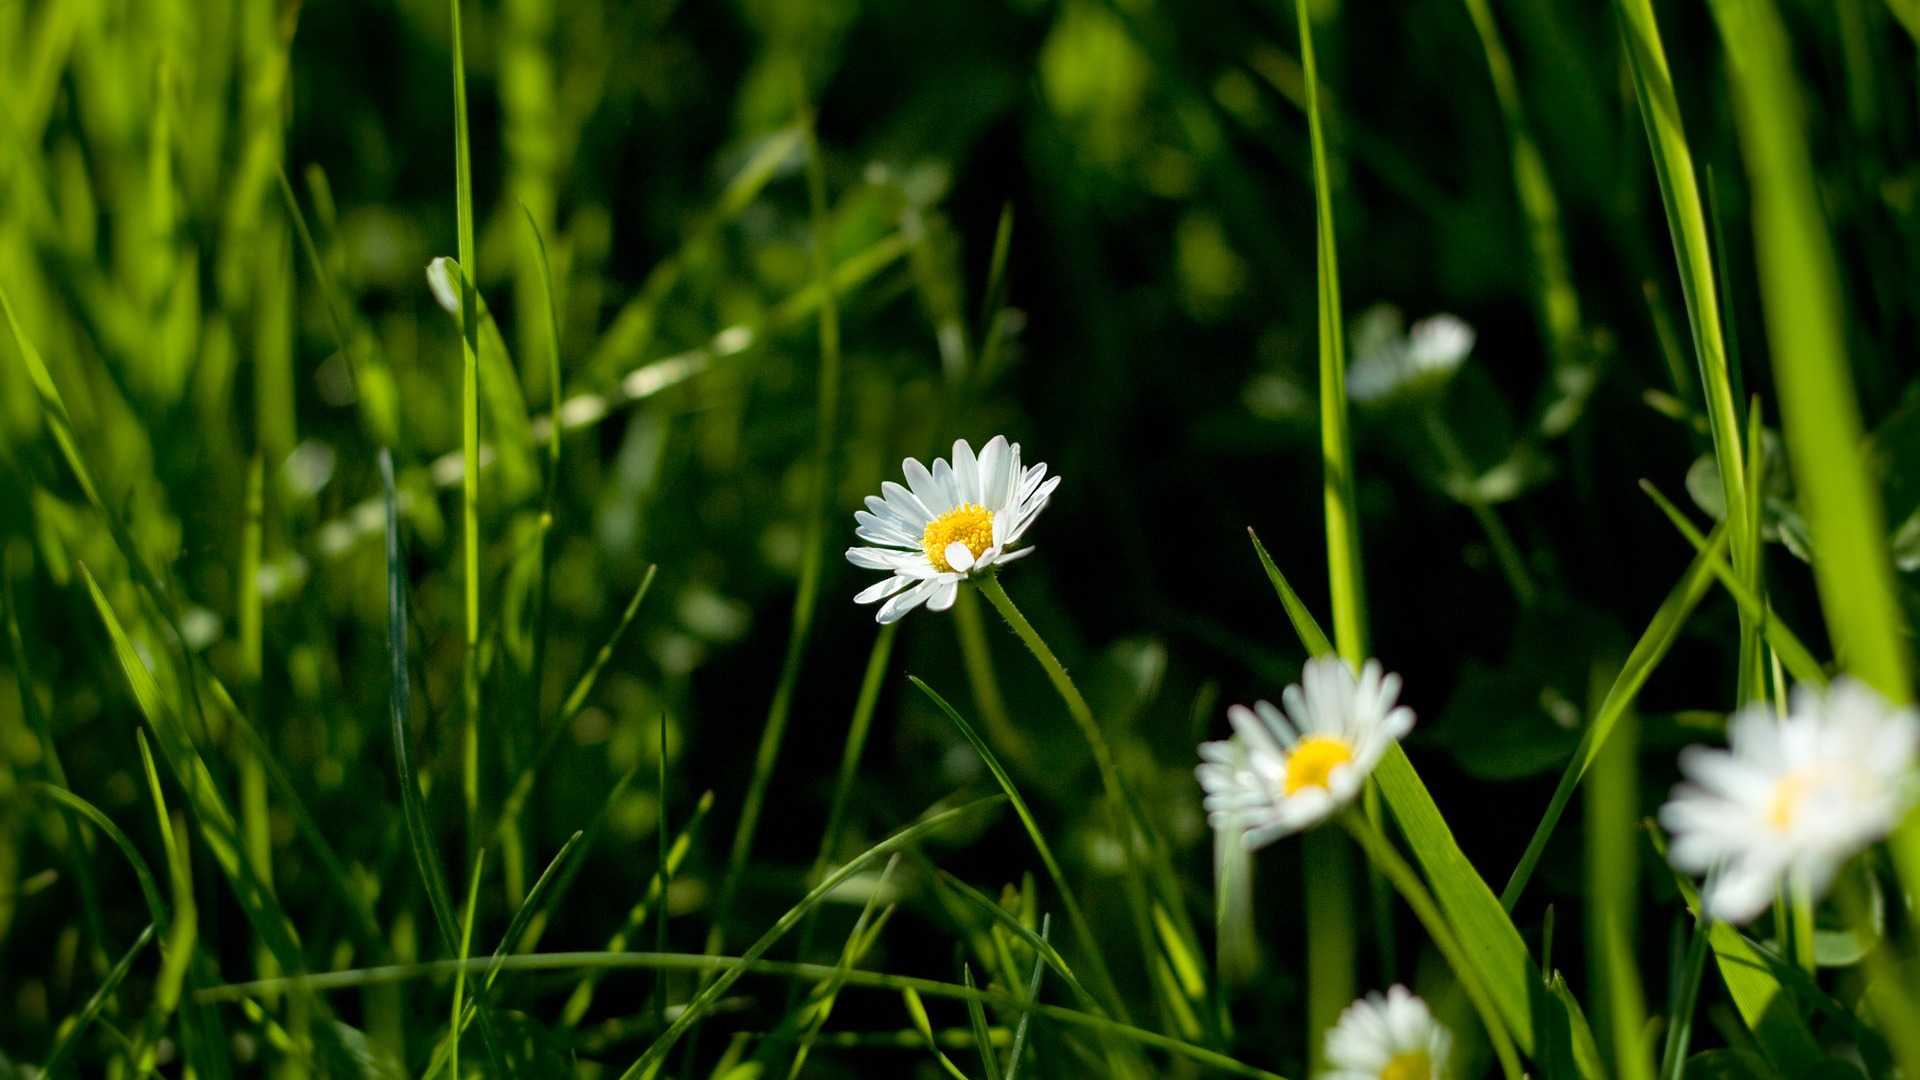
[1339,811,1523,1080]
[449,0,484,864]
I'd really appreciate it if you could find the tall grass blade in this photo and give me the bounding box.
[1615,0,1760,702]
[1639,482,1825,686]
[909,676,1126,1021]
[1705,0,1910,699]
[1500,522,1728,911]
[617,796,1007,1077]
[38,923,157,1077]
[448,0,485,866]
[1004,917,1051,1080]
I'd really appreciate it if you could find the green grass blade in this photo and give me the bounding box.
[909,676,1126,1022]
[1499,521,1728,911]
[1296,0,1367,666]
[451,848,484,1080]
[38,923,156,1077]
[448,0,484,867]
[79,563,311,983]
[518,202,565,821]
[29,783,170,931]
[905,987,976,1080]
[1657,918,1713,1080]
[558,788,714,1028]
[1648,827,1822,1075]
[934,872,1098,1011]
[1245,539,1587,1068]
[1705,0,1910,700]
[1247,528,1335,659]
[617,796,1008,1077]
[1004,917,1051,1080]
[1341,811,1523,1080]
[381,448,461,955]
[785,859,900,1078]
[1638,481,1825,686]
[963,967,1005,1080]
[1615,0,1753,619]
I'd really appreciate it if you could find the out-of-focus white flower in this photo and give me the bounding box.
[1320,984,1451,1080]
[1347,305,1475,405]
[1197,657,1415,849]
[1660,677,1920,925]
[844,436,1059,624]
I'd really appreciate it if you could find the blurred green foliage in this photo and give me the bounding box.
[4,0,1920,1076]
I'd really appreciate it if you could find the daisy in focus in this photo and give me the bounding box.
[1659,677,1920,925]
[1320,985,1451,1080]
[1197,657,1415,849]
[845,436,1060,624]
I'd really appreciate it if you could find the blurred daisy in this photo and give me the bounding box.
[1197,657,1415,849]
[1660,677,1920,925]
[1321,984,1451,1080]
[845,436,1060,624]
[1347,305,1475,406]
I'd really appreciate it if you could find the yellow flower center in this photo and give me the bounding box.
[1768,768,1823,830]
[922,503,996,573]
[1284,735,1355,795]
[1380,1049,1432,1080]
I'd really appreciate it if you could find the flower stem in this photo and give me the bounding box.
[1423,405,1538,607]
[975,572,1166,1019]
[1340,808,1524,1080]
[975,573,1127,816]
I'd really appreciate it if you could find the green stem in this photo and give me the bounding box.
[951,586,1031,773]
[974,572,1165,1026]
[1340,810,1523,1080]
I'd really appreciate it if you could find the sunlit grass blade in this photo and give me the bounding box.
[1340,810,1523,1080]
[382,448,460,954]
[1247,528,1334,659]
[1500,521,1728,911]
[1615,0,1753,638]
[785,858,900,1078]
[1646,827,1822,1074]
[204,946,1290,1080]
[616,796,1008,1077]
[1296,0,1367,666]
[905,986,976,1080]
[1638,482,1824,686]
[38,923,156,1077]
[131,731,199,1068]
[30,783,170,930]
[496,566,657,852]
[447,0,485,870]
[1004,917,1051,1080]
[558,789,714,1028]
[934,872,1097,1011]
[1246,536,1583,1067]
[1657,917,1712,1080]
[909,676,1126,1021]
[962,966,1005,1080]
[1704,0,1910,703]
[79,563,311,984]
[450,848,484,1080]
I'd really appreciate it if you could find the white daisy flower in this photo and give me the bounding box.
[1659,677,1920,925]
[1196,657,1415,849]
[845,436,1060,624]
[1347,305,1475,406]
[1321,984,1452,1080]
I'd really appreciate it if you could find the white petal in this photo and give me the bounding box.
[854,576,913,604]
[925,579,960,612]
[944,542,975,573]
[902,457,946,510]
[951,439,981,504]
[978,436,1012,508]
[876,578,940,624]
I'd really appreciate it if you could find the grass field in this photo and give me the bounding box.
[4,0,1920,1076]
